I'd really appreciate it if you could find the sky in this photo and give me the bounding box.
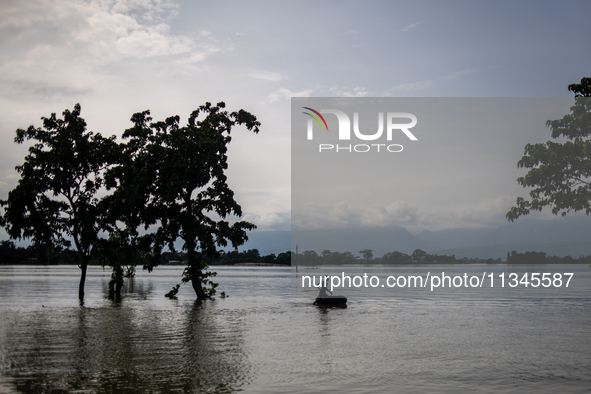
[291,97,576,234]
[1,0,590,239]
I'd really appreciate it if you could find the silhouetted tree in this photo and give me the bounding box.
[359,249,373,262]
[0,104,117,301]
[411,249,427,262]
[382,251,410,264]
[507,77,591,221]
[110,102,260,299]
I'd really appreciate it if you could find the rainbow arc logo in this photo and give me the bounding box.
[302,107,328,131]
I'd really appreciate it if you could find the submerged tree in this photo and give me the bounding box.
[0,104,117,300]
[110,102,260,300]
[507,77,591,221]
[97,231,142,300]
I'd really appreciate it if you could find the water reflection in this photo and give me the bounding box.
[315,307,335,374]
[2,265,590,393]
[181,300,252,392]
[2,301,253,393]
[100,277,155,302]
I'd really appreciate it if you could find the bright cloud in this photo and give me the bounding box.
[249,72,291,82]
[267,87,315,102]
[402,22,420,31]
[329,86,370,97]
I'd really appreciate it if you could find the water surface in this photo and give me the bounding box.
[0,264,590,393]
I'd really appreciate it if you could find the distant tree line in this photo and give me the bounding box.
[216,249,291,265]
[294,249,461,265]
[506,250,591,264]
[6,242,591,267]
[293,248,591,265]
[160,248,291,266]
[0,240,77,265]
[0,242,291,267]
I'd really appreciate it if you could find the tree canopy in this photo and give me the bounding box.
[0,104,117,300]
[1,102,260,301]
[507,78,591,221]
[108,102,260,299]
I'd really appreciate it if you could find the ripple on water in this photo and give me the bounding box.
[1,265,590,393]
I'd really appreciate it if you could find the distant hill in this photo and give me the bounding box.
[430,217,591,259]
[239,216,591,259]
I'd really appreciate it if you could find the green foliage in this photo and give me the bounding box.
[507,78,591,221]
[568,77,591,98]
[422,253,455,263]
[0,241,39,264]
[296,249,457,265]
[411,249,427,261]
[359,249,373,262]
[0,104,118,300]
[298,248,588,265]
[215,249,291,265]
[165,284,180,299]
[109,102,260,299]
[261,253,276,264]
[1,101,260,301]
[381,251,410,264]
[297,250,360,265]
[506,250,591,264]
[97,231,145,299]
[275,251,292,265]
[219,249,260,264]
[181,261,219,297]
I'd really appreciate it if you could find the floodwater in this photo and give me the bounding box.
[0,264,590,393]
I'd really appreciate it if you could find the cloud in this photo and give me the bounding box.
[386,69,476,95]
[77,3,195,61]
[0,0,233,105]
[249,72,291,82]
[244,212,291,231]
[177,47,222,64]
[266,85,374,102]
[457,196,515,224]
[402,22,420,32]
[294,201,408,230]
[383,201,419,222]
[198,29,218,41]
[267,87,315,102]
[293,196,519,233]
[388,80,434,93]
[292,201,361,230]
[0,0,224,67]
[0,0,73,28]
[443,68,477,81]
[0,79,92,100]
[329,86,370,97]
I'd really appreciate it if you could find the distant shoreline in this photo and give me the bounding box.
[0,262,588,266]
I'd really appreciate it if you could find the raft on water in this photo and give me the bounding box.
[313,286,347,306]
[313,295,348,306]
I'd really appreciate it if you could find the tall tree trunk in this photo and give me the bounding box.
[79,260,88,301]
[190,260,207,300]
[185,239,207,300]
[109,265,123,300]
